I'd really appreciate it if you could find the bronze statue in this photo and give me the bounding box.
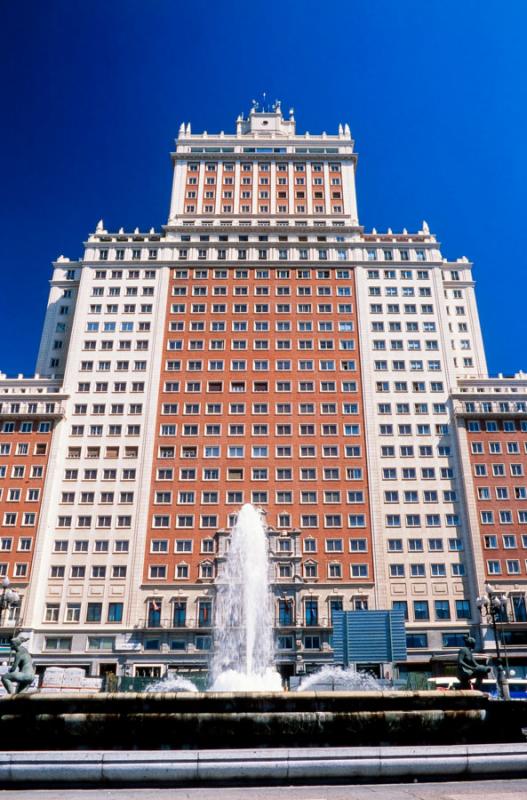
[456,635,490,690]
[1,635,36,695]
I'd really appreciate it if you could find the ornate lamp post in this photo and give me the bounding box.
[476,584,510,700]
[0,577,19,628]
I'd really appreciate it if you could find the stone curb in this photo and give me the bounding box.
[0,743,526,785]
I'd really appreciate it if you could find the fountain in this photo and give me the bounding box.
[0,504,523,756]
[210,503,282,692]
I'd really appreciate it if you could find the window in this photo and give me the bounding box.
[413,601,430,621]
[455,600,471,620]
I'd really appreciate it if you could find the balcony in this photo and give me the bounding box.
[0,402,65,419]
[453,400,527,418]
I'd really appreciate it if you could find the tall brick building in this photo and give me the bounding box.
[2,104,526,682]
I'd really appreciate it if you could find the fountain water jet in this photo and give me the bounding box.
[145,675,198,693]
[296,664,382,692]
[210,503,282,691]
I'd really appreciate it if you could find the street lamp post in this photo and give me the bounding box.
[0,577,20,629]
[476,584,510,701]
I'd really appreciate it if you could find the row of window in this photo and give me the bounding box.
[187,161,342,171]
[487,559,527,575]
[370,303,438,315]
[405,632,467,650]
[383,490,456,503]
[55,515,132,528]
[379,445,452,458]
[379,423,449,436]
[483,534,527,549]
[63,468,136,481]
[88,304,153,314]
[42,635,212,652]
[156,445,364,461]
[371,322,440,332]
[153,466,366,481]
[79,362,148,372]
[173,286,354,297]
[49,564,126,579]
[171,266,426,277]
[161,362,359,374]
[91,286,154,297]
[147,562,370,580]
[0,465,44,479]
[146,537,368,555]
[0,537,32,551]
[389,563,465,577]
[152,513,367,529]
[167,340,357,351]
[73,404,142,415]
[45,602,124,624]
[480,510,527,524]
[67,445,138,459]
[99,250,159,261]
[167,302,355,313]
[0,443,48,457]
[0,422,52,434]
[382,466,454,480]
[174,268,355,279]
[85,322,151,332]
[468,419,527,432]
[375,363,443,374]
[373,338,440,349]
[53,539,129,553]
[388,537,462,552]
[0,563,29,578]
[159,378,361,392]
[60,492,133,504]
[92,269,157,279]
[385,513,460,527]
[471,441,527,454]
[369,287,432,297]
[474,463,526,477]
[70,426,141,438]
[2,513,37,526]
[75,383,145,393]
[160,423,362,437]
[394,599,471,622]
[161,402,360,415]
[153,490,366,504]
[184,204,343,214]
[167,320,355,332]
[0,488,40,501]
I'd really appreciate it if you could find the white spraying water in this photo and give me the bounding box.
[145,675,198,693]
[297,665,382,692]
[210,504,282,692]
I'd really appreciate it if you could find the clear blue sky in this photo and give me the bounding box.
[1,0,525,376]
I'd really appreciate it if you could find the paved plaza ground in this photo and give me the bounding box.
[0,779,526,799]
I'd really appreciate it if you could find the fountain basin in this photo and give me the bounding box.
[0,690,522,750]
